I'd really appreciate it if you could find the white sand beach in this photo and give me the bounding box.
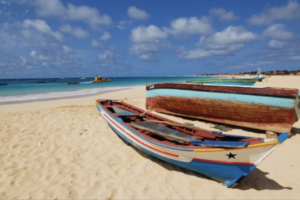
[0,76,300,199]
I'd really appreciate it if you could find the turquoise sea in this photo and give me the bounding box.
[0,76,214,104]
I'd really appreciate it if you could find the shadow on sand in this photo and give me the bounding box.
[290,127,300,138]
[234,168,293,191]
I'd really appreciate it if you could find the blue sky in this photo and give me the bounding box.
[0,0,299,78]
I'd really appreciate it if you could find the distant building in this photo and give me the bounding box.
[295,72,300,75]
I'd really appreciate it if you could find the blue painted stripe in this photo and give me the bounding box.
[147,88,294,108]
[277,132,289,143]
[141,146,257,187]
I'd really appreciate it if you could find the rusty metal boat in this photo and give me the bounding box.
[146,83,300,133]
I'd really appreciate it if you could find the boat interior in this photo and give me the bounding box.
[98,100,265,149]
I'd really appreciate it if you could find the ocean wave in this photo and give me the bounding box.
[0,86,132,104]
[80,82,92,84]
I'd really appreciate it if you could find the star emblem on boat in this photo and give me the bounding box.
[226,152,236,159]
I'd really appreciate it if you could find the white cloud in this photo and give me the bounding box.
[59,24,89,38]
[225,61,277,70]
[97,47,125,67]
[263,24,293,40]
[129,25,168,60]
[127,6,149,20]
[29,50,50,60]
[248,0,300,25]
[268,40,286,49]
[289,56,300,60]
[129,43,160,61]
[209,8,239,21]
[20,55,26,65]
[177,26,257,60]
[163,17,213,39]
[130,25,167,43]
[206,26,257,45]
[99,31,111,41]
[63,45,72,53]
[29,50,36,57]
[117,20,133,30]
[34,0,112,29]
[23,19,64,42]
[90,39,103,48]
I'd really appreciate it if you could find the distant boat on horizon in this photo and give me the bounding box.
[80,77,86,79]
[67,82,79,84]
[0,83,7,86]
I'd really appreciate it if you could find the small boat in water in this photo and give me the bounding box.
[187,78,259,86]
[0,83,7,86]
[96,99,289,187]
[48,79,57,82]
[80,77,86,80]
[146,83,300,133]
[67,82,79,84]
[91,75,110,83]
[37,80,46,83]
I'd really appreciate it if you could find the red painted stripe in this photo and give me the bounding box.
[193,158,254,166]
[102,111,254,166]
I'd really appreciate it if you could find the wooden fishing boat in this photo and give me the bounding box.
[146,83,300,133]
[187,78,259,86]
[67,82,79,84]
[96,99,288,187]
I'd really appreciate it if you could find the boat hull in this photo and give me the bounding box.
[146,83,300,133]
[96,100,288,187]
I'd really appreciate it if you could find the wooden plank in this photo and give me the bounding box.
[112,106,138,117]
[143,118,216,139]
[130,121,196,143]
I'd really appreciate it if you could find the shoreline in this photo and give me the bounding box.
[0,86,145,114]
[0,86,136,105]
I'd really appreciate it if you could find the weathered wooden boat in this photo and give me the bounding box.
[67,82,79,84]
[187,78,259,86]
[146,83,300,133]
[96,99,289,187]
[0,83,7,85]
